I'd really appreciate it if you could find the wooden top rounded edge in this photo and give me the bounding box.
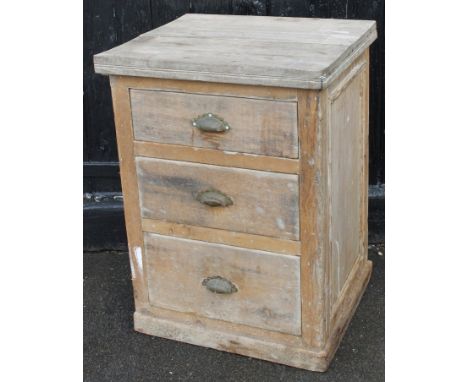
[93,21,377,90]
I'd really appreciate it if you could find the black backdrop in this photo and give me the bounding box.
[84,0,385,250]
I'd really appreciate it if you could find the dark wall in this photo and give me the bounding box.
[84,0,385,250]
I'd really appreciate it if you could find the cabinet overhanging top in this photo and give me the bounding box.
[94,14,377,89]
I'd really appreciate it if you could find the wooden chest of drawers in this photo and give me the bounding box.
[95,14,377,372]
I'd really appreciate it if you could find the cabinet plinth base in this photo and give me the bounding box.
[134,260,372,372]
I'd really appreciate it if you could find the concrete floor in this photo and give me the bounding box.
[84,245,384,381]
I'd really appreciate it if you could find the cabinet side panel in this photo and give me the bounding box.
[328,58,368,308]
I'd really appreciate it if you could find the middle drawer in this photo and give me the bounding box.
[136,157,300,240]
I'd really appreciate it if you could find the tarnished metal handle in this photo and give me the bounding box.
[191,113,230,133]
[196,189,233,207]
[202,276,238,294]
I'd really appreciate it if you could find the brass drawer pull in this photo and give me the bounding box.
[196,189,233,207]
[192,113,230,132]
[202,276,238,294]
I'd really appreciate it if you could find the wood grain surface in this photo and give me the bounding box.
[136,157,300,240]
[99,42,375,371]
[109,77,149,311]
[94,14,377,89]
[141,218,301,255]
[327,54,368,308]
[133,141,300,174]
[131,89,298,158]
[144,233,301,335]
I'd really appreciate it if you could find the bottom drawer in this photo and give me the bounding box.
[144,233,301,335]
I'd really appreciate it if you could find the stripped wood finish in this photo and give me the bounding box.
[297,89,322,347]
[109,77,149,311]
[95,14,376,89]
[95,15,376,372]
[141,219,301,255]
[133,258,371,372]
[152,13,375,45]
[142,301,304,349]
[133,141,300,174]
[131,89,299,158]
[113,75,299,101]
[136,157,300,240]
[327,53,369,309]
[144,233,301,335]
[360,49,371,265]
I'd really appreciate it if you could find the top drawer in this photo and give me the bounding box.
[130,90,298,158]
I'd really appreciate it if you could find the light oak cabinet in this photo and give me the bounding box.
[95,14,377,372]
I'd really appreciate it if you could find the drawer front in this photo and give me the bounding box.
[136,157,300,240]
[130,89,298,158]
[145,233,301,335]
